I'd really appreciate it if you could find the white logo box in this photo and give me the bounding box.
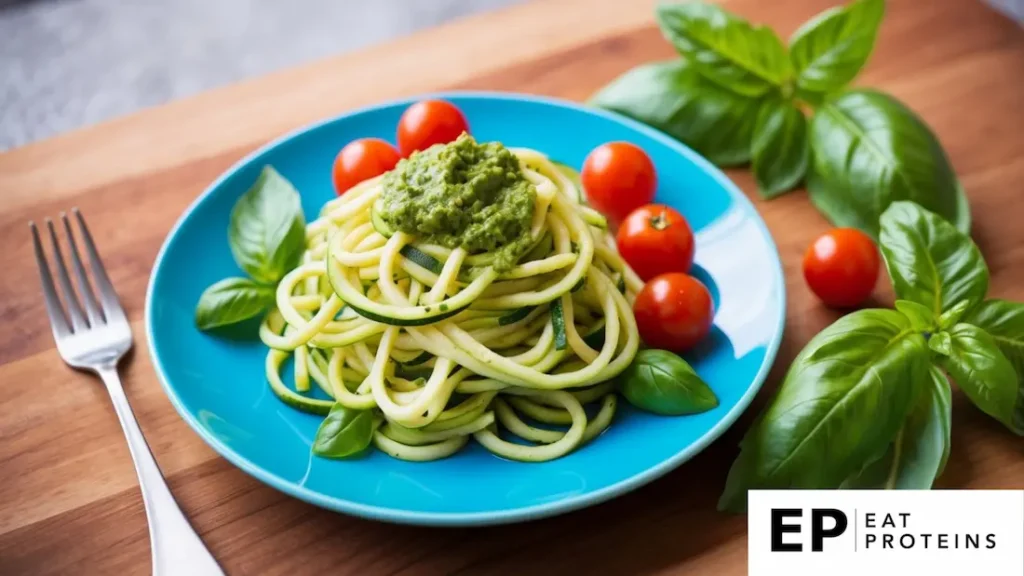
[748,490,1024,576]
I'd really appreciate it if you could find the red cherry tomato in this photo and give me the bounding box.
[616,204,695,281]
[802,228,880,308]
[633,273,714,352]
[581,142,656,223]
[396,100,470,157]
[332,138,401,195]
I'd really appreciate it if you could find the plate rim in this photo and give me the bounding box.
[144,90,786,526]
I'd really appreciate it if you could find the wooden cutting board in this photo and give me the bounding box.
[1,0,1022,574]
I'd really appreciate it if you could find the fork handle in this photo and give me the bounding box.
[99,366,226,576]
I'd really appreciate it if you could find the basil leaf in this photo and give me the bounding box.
[795,87,828,108]
[195,277,275,330]
[964,299,1024,380]
[229,166,306,284]
[937,300,971,331]
[789,0,885,94]
[842,365,951,489]
[589,60,762,167]
[752,99,808,198]
[618,349,719,416]
[719,309,928,511]
[879,201,988,317]
[929,331,952,357]
[807,89,969,238]
[656,2,790,97]
[312,404,375,458]
[929,367,953,477]
[940,323,1023,435]
[894,300,936,332]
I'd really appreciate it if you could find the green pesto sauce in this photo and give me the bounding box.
[378,133,536,271]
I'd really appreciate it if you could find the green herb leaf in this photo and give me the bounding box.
[789,0,885,94]
[842,365,951,489]
[807,89,969,238]
[618,349,718,416]
[929,331,952,357]
[752,99,809,198]
[940,323,1023,435]
[589,60,762,167]
[894,300,936,332]
[312,404,375,458]
[228,166,306,284]
[879,201,988,317]
[795,87,827,108]
[964,299,1024,380]
[656,2,791,96]
[937,300,972,331]
[719,309,927,511]
[195,277,276,330]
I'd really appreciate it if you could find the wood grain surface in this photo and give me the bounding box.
[1,0,1022,574]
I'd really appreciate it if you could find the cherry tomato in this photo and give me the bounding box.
[396,100,470,157]
[802,228,880,308]
[616,204,695,281]
[332,138,401,195]
[633,273,714,352]
[581,142,656,223]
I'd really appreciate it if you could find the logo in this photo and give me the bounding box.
[771,508,848,552]
[748,491,1024,576]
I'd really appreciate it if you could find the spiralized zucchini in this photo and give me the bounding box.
[261,146,643,462]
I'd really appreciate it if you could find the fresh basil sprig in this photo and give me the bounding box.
[841,366,951,490]
[721,202,1024,511]
[195,166,306,332]
[618,349,719,415]
[965,300,1024,377]
[591,0,970,231]
[655,2,791,97]
[788,0,885,95]
[894,300,935,333]
[752,99,808,197]
[935,324,1022,434]
[313,404,376,458]
[589,60,761,167]
[810,90,968,238]
[229,166,307,284]
[195,278,276,330]
[719,309,928,510]
[937,300,971,330]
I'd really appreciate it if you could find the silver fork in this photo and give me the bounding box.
[31,209,225,576]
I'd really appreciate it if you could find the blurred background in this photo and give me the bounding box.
[1,0,1021,151]
[0,0,521,150]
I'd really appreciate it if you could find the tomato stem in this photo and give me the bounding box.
[649,210,670,231]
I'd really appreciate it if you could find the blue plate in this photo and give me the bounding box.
[145,92,785,526]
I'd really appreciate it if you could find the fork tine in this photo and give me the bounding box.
[61,212,105,325]
[46,218,88,331]
[30,222,72,339]
[72,208,127,323]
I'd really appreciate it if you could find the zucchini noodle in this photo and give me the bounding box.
[260,145,641,462]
